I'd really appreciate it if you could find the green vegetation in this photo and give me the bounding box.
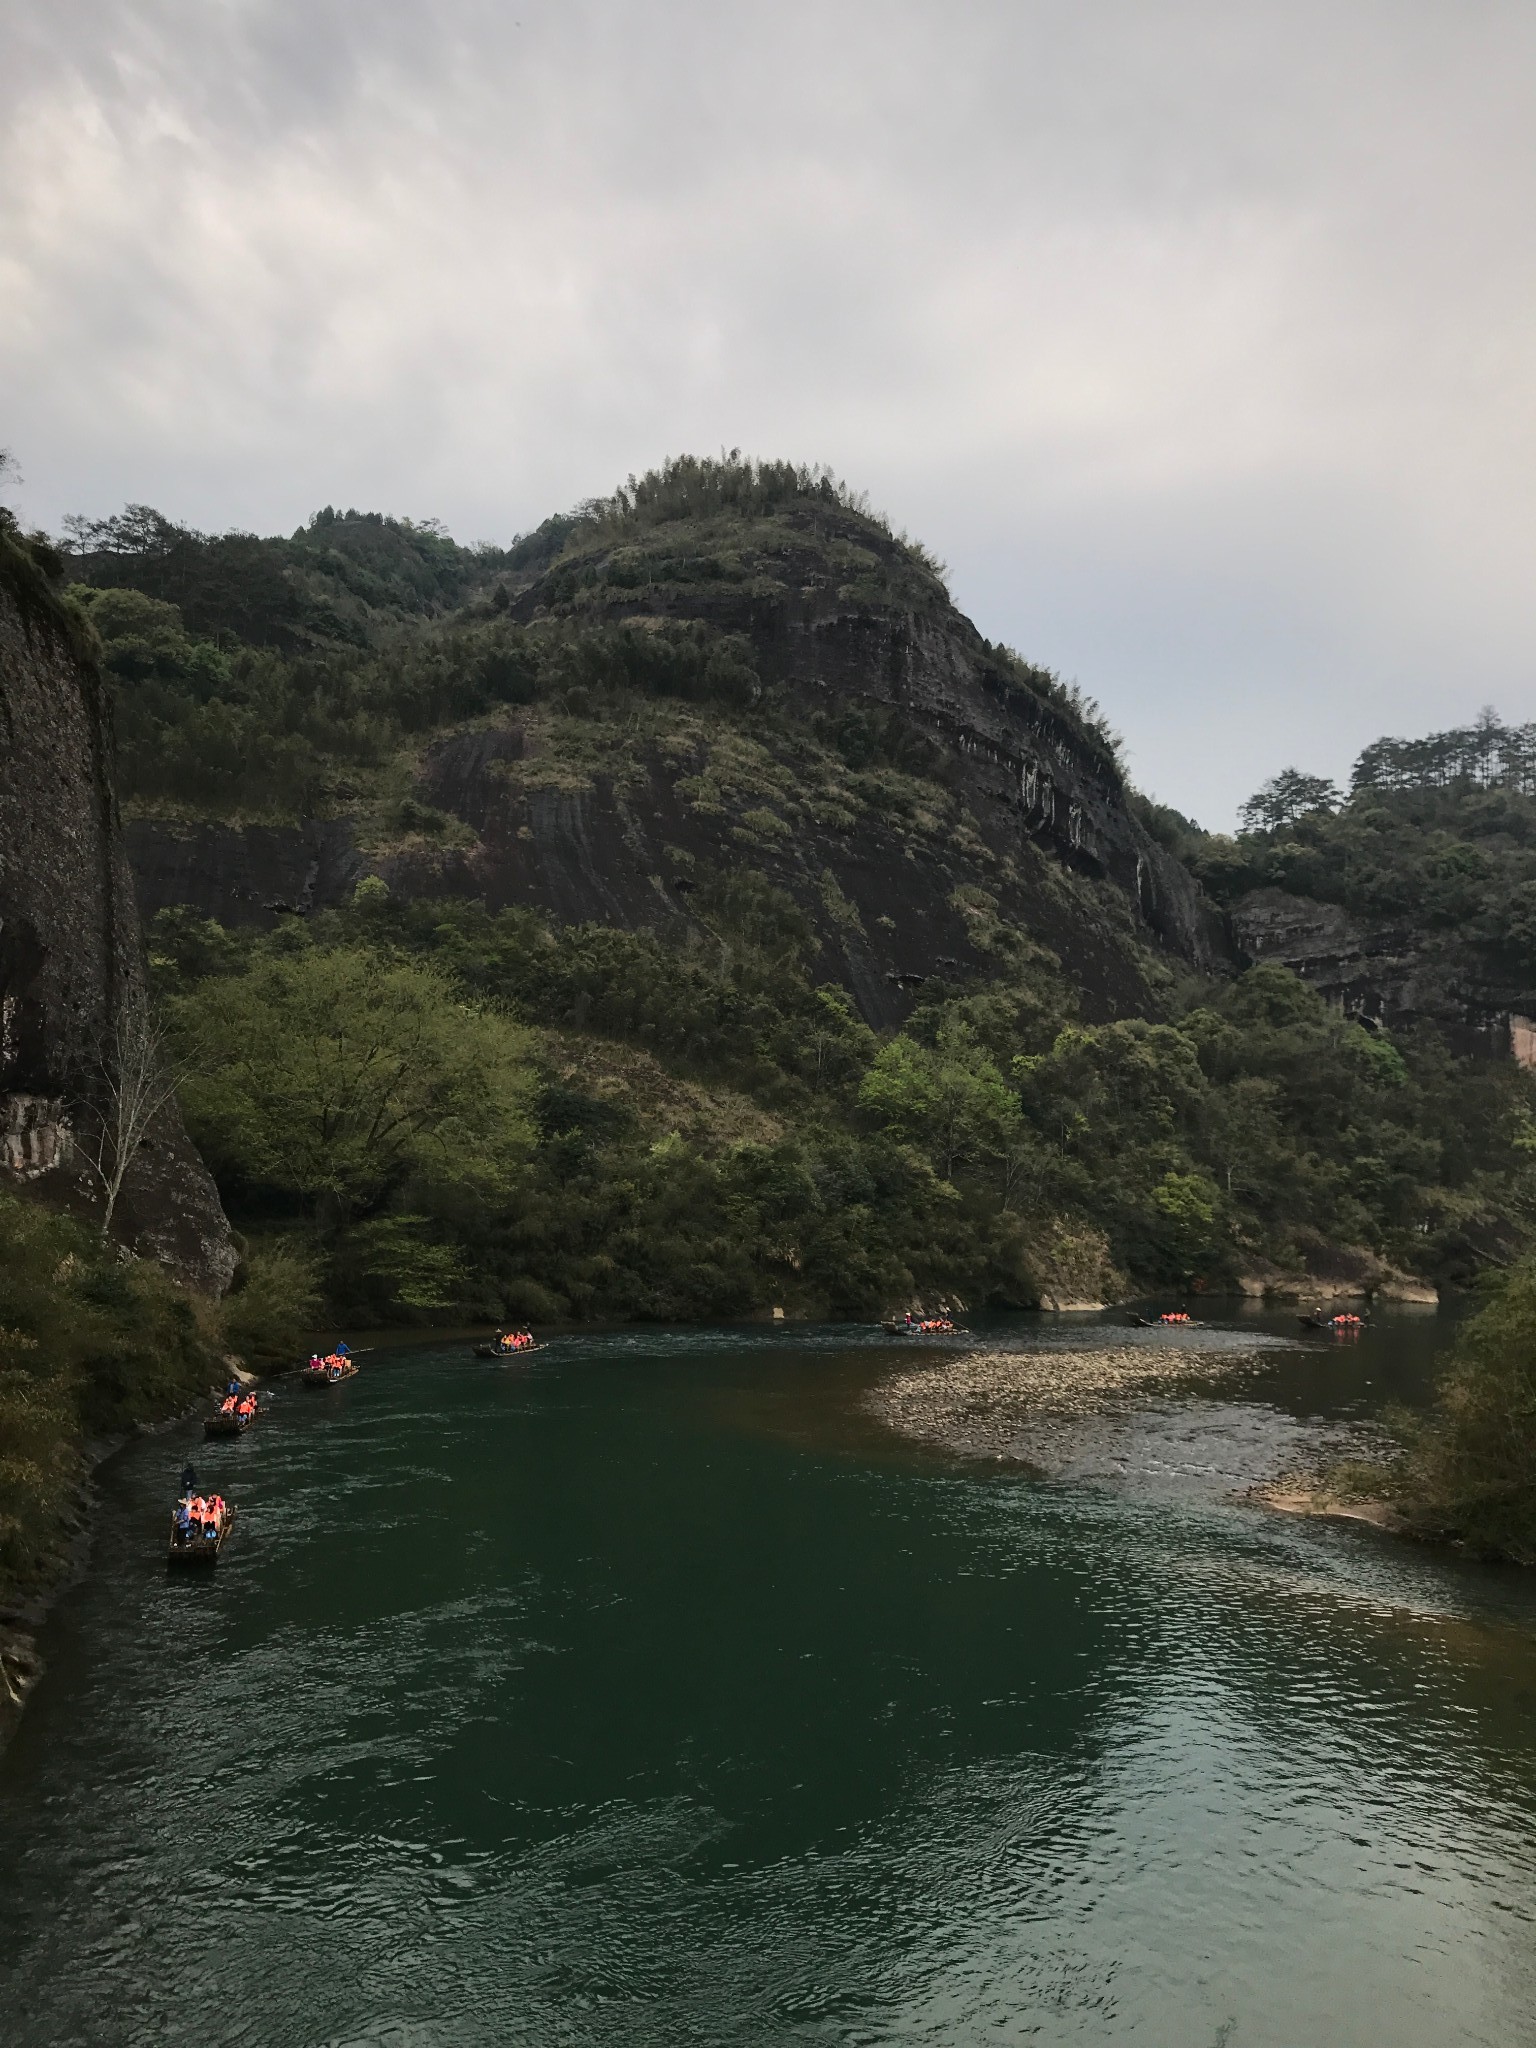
[0,1193,226,1602]
[1400,1254,1536,1562]
[150,900,1005,1324]
[0,504,99,670]
[61,454,1122,820]
[172,940,537,1317]
[1328,1254,1536,1564]
[1191,715,1536,971]
[142,880,1536,1330]
[32,468,1534,1334]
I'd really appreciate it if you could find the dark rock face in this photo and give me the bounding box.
[0,579,236,1292]
[1230,886,1536,1056]
[512,517,1228,981]
[402,727,1184,1030]
[124,509,1231,1027]
[125,815,365,926]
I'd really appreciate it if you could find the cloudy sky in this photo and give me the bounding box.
[4,1,1533,824]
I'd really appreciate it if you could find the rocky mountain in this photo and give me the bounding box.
[0,518,236,1292]
[1197,731,1536,1059]
[1229,888,1536,1057]
[36,463,1536,1321]
[105,465,1227,1031]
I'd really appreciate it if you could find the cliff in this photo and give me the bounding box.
[0,522,236,1292]
[500,497,1227,985]
[1230,891,1536,1061]
[116,481,1230,1028]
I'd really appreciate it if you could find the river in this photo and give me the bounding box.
[1,1310,1534,2045]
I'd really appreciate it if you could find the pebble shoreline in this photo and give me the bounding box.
[868,1343,1270,1463]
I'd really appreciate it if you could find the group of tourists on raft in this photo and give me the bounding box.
[490,1329,536,1355]
[215,1384,259,1421]
[173,1465,229,1550]
[304,1345,354,1381]
[897,1311,958,1335]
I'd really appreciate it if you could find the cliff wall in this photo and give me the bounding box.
[0,534,236,1291]
[512,507,1227,977]
[123,501,1230,1028]
[1231,886,1536,1061]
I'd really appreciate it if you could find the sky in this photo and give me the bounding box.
[4,1,1534,827]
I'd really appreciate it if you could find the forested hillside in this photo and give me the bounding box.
[38,460,1536,1325]
[1160,715,1536,1044]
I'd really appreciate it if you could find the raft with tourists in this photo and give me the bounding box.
[1299,1311,1369,1333]
[204,1382,260,1437]
[1127,1311,1201,1328]
[168,1481,235,1566]
[882,1313,960,1336]
[474,1329,542,1359]
[300,1345,358,1386]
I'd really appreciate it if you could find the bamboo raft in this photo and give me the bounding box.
[204,1403,257,1438]
[168,1503,236,1566]
[300,1357,358,1387]
[474,1341,544,1360]
[881,1319,959,1336]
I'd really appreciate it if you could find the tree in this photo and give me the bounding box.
[1150,1170,1224,1275]
[173,942,536,1223]
[1405,1254,1536,1562]
[1238,768,1342,835]
[859,1019,1021,1181]
[74,1003,185,1240]
[804,987,876,1093]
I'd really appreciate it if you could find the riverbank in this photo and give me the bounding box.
[1249,1478,1411,1536]
[0,1365,265,1760]
[0,1452,103,1757]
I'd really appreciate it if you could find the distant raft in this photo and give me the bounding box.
[882,1316,960,1336]
[475,1330,542,1359]
[300,1348,358,1386]
[168,1492,235,1565]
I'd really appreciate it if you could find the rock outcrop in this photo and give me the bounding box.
[124,500,1231,1029]
[511,506,1228,977]
[124,815,365,927]
[0,528,236,1292]
[1231,886,1536,1059]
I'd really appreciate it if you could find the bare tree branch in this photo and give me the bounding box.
[74,1005,184,1240]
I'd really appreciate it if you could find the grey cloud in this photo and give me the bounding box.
[3,0,1534,823]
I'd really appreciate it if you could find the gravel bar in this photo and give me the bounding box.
[869,1343,1270,1463]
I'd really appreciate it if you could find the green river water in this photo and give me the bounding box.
[1,1310,1534,2046]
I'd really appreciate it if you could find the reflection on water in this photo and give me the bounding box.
[0,1309,1533,2046]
